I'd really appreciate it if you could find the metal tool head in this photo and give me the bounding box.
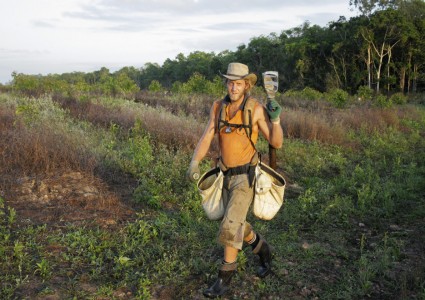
[262,71,278,98]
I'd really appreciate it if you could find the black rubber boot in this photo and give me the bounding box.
[252,234,272,278]
[203,267,236,298]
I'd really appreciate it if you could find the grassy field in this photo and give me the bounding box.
[0,91,424,299]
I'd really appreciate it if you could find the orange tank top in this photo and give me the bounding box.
[219,105,258,168]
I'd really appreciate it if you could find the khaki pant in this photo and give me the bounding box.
[218,173,254,250]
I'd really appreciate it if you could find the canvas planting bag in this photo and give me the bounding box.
[253,162,286,220]
[197,167,224,220]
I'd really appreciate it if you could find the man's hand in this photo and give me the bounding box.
[266,99,282,123]
[187,160,200,181]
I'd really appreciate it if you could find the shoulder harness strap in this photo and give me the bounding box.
[216,94,257,142]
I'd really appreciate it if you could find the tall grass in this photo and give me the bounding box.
[52,94,209,154]
[0,95,98,181]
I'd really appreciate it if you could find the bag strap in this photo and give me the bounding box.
[217,95,257,149]
[216,94,259,170]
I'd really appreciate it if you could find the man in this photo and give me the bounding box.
[187,62,283,298]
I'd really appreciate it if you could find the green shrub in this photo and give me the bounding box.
[175,73,225,97]
[12,73,42,96]
[171,81,182,93]
[374,94,392,108]
[177,72,209,94]
[283,89,302,98]
[207,75,226,98]
[15,103,41,125]
[389,92,407,105]
[356,86,374,101]
[283,88,322,101]
[301,87,323,101]
[326,88,350,108]
[148,80,163,92]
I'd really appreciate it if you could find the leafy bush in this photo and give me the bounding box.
[173,73,224,97]
[356,85,374,101]
[326,88,350,108]
[11,71,139,99]
[283,87,323,101]
[374,94,392,108]
[390,92,408,105]
[208,75,226,98]
[148,80,163,92]
[301,87,323,101]
[283,89,301,98]
[12,73,43,97]
[176,73,209,94]
[171,81,183,94]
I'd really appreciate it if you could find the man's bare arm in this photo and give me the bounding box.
[191,101,219,162]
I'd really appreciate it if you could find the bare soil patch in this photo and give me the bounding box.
[4,171,136,227]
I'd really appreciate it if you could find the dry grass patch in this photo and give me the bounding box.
[337,107,400,133]
[281,103,422,148]
[0,102,136,227]
[137,109,205,151]
[53,95,206,152]
[282,109,347,146]
[0,121,97,178]
[54,95,136,130]
[135,92,214,121]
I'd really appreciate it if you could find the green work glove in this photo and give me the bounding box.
[187,160,200,182]
[266,99,282,123]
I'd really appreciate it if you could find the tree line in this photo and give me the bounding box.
[6,0,425,97]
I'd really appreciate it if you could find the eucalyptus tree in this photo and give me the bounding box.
[396,0,425,93]
[349,0,425,93]
[360,9,406,92]
[327,16,364,92]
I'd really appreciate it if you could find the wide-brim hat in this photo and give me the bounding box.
[222,62,257,86]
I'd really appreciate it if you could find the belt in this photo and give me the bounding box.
[223,163,251,176]
[223,163,256,188]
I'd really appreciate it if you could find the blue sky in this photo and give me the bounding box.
[0,0,357,84]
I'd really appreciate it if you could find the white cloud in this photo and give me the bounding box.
[0,0,357,84]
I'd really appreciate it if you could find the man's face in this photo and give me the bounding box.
[227,79,248,102]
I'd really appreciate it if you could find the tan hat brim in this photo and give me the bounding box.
[245,73,257,86]
[222,73,257,86]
